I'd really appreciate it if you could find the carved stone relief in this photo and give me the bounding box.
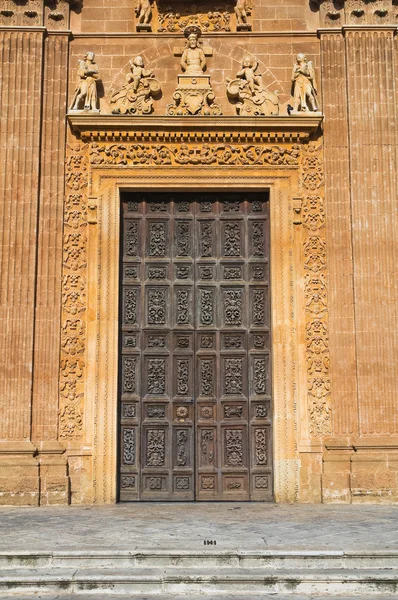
[167,27,222,116]
[70,53,100,113]
[59,145,88,440]
[110,56,161,115]
[89,143,300,168]
[226,56,279,116]
[312,0,396,26]
[291,54,318,114]
[300,142,332,437]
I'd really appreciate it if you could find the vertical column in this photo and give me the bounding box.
[0,28,44,504]
[319,30,358,502]
[32,31,70,504]
[345,27,398,499]
[346,28,398,436]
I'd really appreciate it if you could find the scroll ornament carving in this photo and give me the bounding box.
[177,359,189,395]
[177,290,190,325]
[167,28,222,116]
[177,430,188,466]
[226,56,279,116]
[225,358,243,395]
[110,56,161,115]
[147,358,166,394]
[226,430,243,466]
[300,143,332,437]
[147,429,165,466]
[60,144,88,439]
[123,429,136,464]
[148,289,166,324]
[224,290,243,326]
[89,142,300,168]
[70,53,100,113]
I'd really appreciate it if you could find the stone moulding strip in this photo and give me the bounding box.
[67,115,323,144]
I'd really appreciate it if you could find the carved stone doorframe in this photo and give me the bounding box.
[63,115,325,504]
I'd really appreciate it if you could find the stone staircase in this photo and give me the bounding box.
[0,549,397,598]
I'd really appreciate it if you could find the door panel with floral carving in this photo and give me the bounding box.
[119,193,271,501]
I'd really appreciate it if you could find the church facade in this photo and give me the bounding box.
[1,0,397,506]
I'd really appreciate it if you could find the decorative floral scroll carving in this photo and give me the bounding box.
[158,7,231,32]
[226,429,243,465]
[60,144,88,439]
[300,142,331,437]
[147,358,166,394]
[89,143,301,168]
[147,429,165,466]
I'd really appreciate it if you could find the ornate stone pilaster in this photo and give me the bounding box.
[59,143,89,445]
[319,31,358,443]
[0,27,45,504]
[345,27,398,438]
[32,31,70,505]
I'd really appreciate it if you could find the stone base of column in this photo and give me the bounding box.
[0,442,39,506]
[37,442,70,506]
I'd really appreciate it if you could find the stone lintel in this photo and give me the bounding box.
[67,114,323,143]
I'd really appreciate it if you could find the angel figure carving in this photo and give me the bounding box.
[110,56,161,115]
[226,56,279,116]
[291,53,318,112]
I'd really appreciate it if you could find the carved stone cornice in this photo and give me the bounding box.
[67,115,323,143]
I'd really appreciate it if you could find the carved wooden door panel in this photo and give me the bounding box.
[119,193,272,501]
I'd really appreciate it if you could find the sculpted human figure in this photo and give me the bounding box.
[135,0,152,25]
[110,56,161,115]
[70,52,100,112]
[236,56,262,95]
[180,31,206,75]
[291,53,318,112]
[128,55,154,91]
[235,0,249,26]
[226,55,279,116]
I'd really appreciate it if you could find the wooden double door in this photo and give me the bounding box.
[118,192,272,501]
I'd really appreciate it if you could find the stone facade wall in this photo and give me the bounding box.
[0,0,398,505]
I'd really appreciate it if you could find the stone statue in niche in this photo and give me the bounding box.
[235,0,252,31]
[70,52,100,112]
[135,0,152,31]
[291,53,318,113]
[226,56,279,116]
[110,56,161,115]
[166,26,222,116]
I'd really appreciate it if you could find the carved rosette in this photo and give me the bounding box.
[59,144,88,440]
[300,142,332,438]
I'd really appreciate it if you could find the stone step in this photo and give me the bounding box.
[0,567,397,596]
[1,549,398,570]
[5,596,398,600]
